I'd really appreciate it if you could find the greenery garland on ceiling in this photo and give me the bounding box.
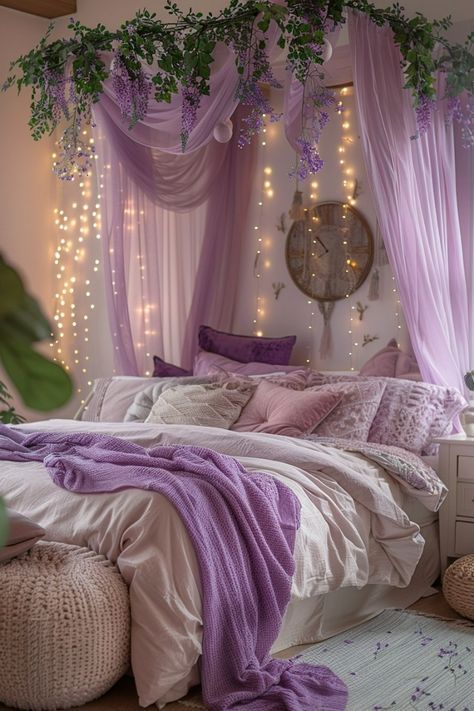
[2,0,473,180]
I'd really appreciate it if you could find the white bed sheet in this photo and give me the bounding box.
[0,420,440,707]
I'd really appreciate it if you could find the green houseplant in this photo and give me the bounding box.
[0,252,74,547]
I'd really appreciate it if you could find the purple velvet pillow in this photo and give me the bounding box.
[153,356,192,378]
[198,325,296,365]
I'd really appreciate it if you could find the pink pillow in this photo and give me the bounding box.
[231,380,342,437]
[213,369,310,391]
[309,380,386,441]
[359,338,420,379]
[193,350,304,377]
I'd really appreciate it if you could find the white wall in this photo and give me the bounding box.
[0,7,58,418]
[0,7,52,309]
[232,86,409,370]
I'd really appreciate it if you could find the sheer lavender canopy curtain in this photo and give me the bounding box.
[93,39,259,375]
[348,11,472,396]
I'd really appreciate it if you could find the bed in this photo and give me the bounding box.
[0,415,445,708]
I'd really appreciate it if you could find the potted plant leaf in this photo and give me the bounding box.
[0,252,73,547]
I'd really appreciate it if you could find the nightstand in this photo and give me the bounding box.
[435,433,474,574]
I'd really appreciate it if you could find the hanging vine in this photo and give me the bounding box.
[2,0,472,180]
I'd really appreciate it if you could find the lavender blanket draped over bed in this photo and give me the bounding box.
[0,425,347,710]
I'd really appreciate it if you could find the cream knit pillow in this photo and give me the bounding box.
[145,381,255,429]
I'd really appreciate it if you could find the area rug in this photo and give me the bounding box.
[300,609,474,710]
[178,609,474,710]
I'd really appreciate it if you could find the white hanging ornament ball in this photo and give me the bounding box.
[322,37,333,63]
[213,118,233,143]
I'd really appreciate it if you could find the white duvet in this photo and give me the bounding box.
[0,420,436,707]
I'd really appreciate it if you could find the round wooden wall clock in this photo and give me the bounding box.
[285,201,374,302]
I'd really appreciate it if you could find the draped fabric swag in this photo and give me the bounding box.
[93,43,256,374]
[348,11,472,395]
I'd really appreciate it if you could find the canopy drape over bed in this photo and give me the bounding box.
[93,11,473,392]
[348,11,473,396]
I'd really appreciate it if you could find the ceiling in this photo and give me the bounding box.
[0,0,76,18]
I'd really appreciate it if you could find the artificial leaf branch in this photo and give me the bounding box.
[2,0,472,180]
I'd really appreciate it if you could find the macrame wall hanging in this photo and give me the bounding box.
[318,301,335,359]
[368,220,389,301]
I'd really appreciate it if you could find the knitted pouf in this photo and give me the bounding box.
[443,554,474,621]
[0,541,130,710]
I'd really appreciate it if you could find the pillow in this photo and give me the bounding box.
[0,510,45,564]
[152,356,192,378]
[194,350,304,377]
[368,378,466,454]
[309,380,387,441]
[213,369,310,391]
[145,380,255,428]
[231,380,342,437]
[359,339,421,380]
[198,325,296,365]
[125,375,217,422]
[306,372,466,454]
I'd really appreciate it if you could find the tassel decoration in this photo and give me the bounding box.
[318,302,335,360]
[368,268,379,301]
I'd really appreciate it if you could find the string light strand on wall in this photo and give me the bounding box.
[252,114,273,338]
[50,128,101,404]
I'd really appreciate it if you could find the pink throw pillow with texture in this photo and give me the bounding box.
[193,350,304,377]
[309,380,386,441]
[231,379,342,437]
[359,338,420,380]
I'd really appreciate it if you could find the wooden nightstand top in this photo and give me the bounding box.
[433,433,474,445]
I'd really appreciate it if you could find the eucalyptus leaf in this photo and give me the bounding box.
[0,340,73,411]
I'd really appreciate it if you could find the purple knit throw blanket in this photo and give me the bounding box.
[0,426,347,710]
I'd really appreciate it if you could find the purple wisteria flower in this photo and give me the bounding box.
[292,76,335,179]
[44,66,70,122]
[181,83,201,150]
[52,123,95,181]
[447,94,474,148]
[111,52,151,127]
[412,92,436,138]
[237,79,281,149]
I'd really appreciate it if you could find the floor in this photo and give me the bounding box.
[0,591,464,711]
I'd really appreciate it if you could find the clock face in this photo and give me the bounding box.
[285,201,374,302]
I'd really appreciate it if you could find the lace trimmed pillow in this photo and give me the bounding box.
[145,380,255,429]
[308,380,387,441]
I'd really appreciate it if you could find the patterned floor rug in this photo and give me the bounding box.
[300,609,474,710]
[178,609,474,710]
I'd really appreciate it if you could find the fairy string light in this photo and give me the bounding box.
[252,114,273,337]
[50,128,102,404]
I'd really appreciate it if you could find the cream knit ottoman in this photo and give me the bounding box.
[0,541,130,710]
[443,554,474,621]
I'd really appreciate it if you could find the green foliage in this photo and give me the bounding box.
[0,380,25,425]
[0,254,73,412]
[1,0,472,148]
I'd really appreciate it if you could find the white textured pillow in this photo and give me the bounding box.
[145,382,254,428]
[124,376,216,422]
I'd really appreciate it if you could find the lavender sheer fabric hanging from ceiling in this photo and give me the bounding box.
[93,42,257,375]
[348,11,471,395]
